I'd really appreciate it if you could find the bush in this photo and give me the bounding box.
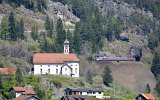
[52,79,62,88]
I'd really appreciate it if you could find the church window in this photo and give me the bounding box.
[40,69,42,74]
[48,69,50,74]
[65,68,67,71]
[75,68,77,74]
[48,65,50,67]
[56,69,58,74]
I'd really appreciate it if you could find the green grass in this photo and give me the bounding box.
[63,24,75,29]
[104,83,135,100]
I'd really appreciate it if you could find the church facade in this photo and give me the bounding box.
[33,39,80,77]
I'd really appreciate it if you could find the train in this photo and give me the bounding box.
[96,56,135,62]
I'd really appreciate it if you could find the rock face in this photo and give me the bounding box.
[129,45,142,61]
[95,0,157,36]
[0,0,80,30]
[47,1,80,23]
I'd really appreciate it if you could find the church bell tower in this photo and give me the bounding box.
[64,39,69,54]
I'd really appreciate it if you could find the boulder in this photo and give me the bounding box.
[120,33,129,42]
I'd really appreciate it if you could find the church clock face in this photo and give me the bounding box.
[65,46,68,49]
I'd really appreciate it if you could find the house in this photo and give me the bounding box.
[12,95,40,100]
[10,86,36,98]
[0,67,15,78]
[64,88,104,99]
[135,93,158,100]
[33,39,80,77]
[0,68,15,75]
[61,95,91,100]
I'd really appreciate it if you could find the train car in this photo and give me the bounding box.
[96,56,135,62]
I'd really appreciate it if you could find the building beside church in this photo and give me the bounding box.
[33,39,80,77]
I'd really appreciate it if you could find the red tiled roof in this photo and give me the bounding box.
[12,95,40,100]
[0,68,15,75]
[12,87,36,95]
[12,87,26,92]
[140,93,157,100]
[22,89,36,95]
[33,53,79,64]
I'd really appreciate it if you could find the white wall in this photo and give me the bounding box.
[68,62,79,77]
[16,92,22,97]
[34,62,79,77]
[81,92,104,99]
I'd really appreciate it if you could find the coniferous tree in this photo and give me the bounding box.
[146,83,151,93]
[155,80,160,96]
[45,15,53,37]
[56,18,66,52]
[86,69,93,84]
[31,25,38,41]
[0,16,9,40]
[0,76,1,85]
[148,34,159,50]
[73,31,81,54]
[103,66,113,87]
[0,63,3,68]
[8,12,17,41]
[37,0,47,12]
[151,47,160,79]
[18,18,25,39]
[67,30,73,52]
[39,34,47,52]
[15,67,22,84]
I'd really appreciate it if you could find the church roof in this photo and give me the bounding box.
[33,53,79,64]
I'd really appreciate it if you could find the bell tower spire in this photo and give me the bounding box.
[64,39,69,54]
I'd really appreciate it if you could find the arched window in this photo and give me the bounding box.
[40,69,42,74]
[48,69,50,74]
[56,69,58,74]
[75,68,77,74]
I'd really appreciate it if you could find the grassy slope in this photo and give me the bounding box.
[97,61,156,93]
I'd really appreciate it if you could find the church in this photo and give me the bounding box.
[33,39,80,77]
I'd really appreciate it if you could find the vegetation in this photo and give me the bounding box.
[124,0,160,20]
[15,67,23,85]
[104,83,134,100]
[86,69,93,84]
[0,12,24,41]
[0,74,54,99]
[145,83,151,93]
[155,79,160,96]
[151,47,160,79]
[102,66,113,87]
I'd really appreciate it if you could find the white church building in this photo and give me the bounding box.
[33,39,80,77]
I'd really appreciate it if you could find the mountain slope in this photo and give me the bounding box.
[97,62,156,93]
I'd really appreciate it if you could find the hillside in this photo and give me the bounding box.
[97,62,156,93]
[0,0,160,99]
